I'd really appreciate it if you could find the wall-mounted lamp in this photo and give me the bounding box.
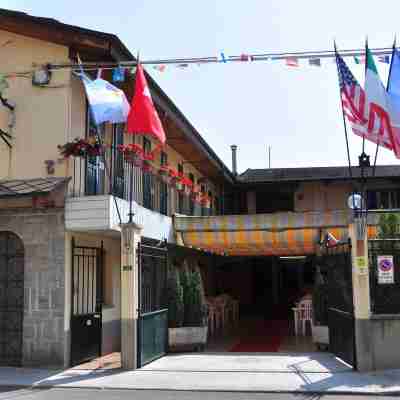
[32,64,52,86]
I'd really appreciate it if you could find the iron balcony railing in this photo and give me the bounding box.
[68,147,212,217]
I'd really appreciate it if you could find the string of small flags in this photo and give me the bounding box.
[98,53,392,81]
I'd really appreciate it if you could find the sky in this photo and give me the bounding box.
[3,0,400,173]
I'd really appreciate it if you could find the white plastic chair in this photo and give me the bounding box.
[297,299,313,335]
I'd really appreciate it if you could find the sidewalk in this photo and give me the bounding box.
[3,353,400,395]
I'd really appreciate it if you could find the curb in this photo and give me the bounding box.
[3,383,400,396]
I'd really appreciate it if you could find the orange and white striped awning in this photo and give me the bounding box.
[174,211,378,256]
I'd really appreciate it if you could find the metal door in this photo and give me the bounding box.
[70,238,103,366]
[0,232,24,366]
[321,241,356,369]
[137,239,168,368]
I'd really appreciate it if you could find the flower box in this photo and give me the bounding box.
[58,138,103,158]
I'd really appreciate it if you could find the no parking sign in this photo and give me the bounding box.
[377,255,394,284]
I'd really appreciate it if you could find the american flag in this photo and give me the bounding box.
[336,52,393,150]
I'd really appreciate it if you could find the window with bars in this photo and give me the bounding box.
[367,190,400,210]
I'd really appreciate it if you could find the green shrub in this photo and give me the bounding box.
[180,263,207,327]
[167,264,184,328]
[312,266,328,326]
[378,213,400,239]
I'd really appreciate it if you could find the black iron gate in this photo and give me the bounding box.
[70,238,103,366]
[137,239,168,368]
[0,232,24,366]
[321,241,356,369]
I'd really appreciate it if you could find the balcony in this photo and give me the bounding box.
[65,147,213,238]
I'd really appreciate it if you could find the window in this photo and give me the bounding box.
[160,152,168,215]
[142,137,153,209]
[112,124,124,198]
[178,163,184,214]
[161,151,168,166]
[189,173,195,215]
[85,104,105,195]
[367,190,400,209]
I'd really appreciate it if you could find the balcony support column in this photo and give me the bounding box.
[120,222,142,369]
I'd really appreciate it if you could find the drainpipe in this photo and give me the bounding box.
[231,145,238,176]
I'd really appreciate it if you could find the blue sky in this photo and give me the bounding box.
[3,1,400,172]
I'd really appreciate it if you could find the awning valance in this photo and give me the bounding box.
[174,211,378,256]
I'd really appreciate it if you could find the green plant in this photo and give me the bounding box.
[166,265,184,328]
[181,265,207,327]
[312,266,328,326]
[378,213,400,239]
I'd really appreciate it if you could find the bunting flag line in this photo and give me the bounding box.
[309,58,321,67]
[112,67,125,82]
[239,53,253,62]
[218,51,227,63]
[153,64,166,72]
[286,57,299,67]
[378,55,390,64]
[354,56,365,64]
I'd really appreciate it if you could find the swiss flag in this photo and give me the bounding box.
[127,63,166,144]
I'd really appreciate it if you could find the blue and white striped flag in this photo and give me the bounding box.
[80,74,130,125]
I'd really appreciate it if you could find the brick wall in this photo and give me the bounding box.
[0,208,66,367]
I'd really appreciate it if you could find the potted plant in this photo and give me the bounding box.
[168,262,208,351]
[118,143,144,167]
[312,265,329,350]
[58,137,103,158]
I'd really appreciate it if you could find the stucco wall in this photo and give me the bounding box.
[369,317,400,370]
[0,30,71,180]
[0,208,66,367]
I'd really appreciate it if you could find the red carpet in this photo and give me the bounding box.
[230,319,289,352]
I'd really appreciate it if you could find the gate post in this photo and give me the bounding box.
[120,222,142,369]
[349,219,373,371]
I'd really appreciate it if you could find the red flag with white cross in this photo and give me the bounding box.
[127,63,166,144]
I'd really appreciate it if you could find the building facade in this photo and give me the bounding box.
[1,9,400,371]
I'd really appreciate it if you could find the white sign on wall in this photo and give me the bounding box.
[377,255,395,284]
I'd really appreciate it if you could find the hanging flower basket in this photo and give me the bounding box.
[118,144,144,166]
[181,176,194,195]
[58,137,103,158]
[200,195,211,208]
[158,164,169,176]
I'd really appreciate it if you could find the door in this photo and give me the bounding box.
[0,232,24,366]
[137,239,168,368]
[70,238,103,366]
[322,241,356,369]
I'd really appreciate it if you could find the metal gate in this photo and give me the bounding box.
[137,239,168,368]
[321,241,356,369]
[0,232,24,366]
[70,238,103,366]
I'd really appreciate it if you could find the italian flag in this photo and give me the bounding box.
[364,46,397,153]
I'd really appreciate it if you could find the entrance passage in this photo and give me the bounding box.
[0,232,24,366]
[206,255,317,353]
[70,238,103,366]
[137,239,168,368]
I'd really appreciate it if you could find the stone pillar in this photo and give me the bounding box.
[349,219,373,371]
[120,222,142,370]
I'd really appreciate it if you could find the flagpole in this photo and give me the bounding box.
[128,52,140,223]
[334,42,353,180]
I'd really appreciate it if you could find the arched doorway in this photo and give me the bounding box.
[0,232,24,366]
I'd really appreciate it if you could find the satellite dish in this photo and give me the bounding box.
[348,193,363,210]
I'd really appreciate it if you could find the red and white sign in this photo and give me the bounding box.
[377,255,394,284]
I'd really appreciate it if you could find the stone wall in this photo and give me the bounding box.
[0,208,66,367]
